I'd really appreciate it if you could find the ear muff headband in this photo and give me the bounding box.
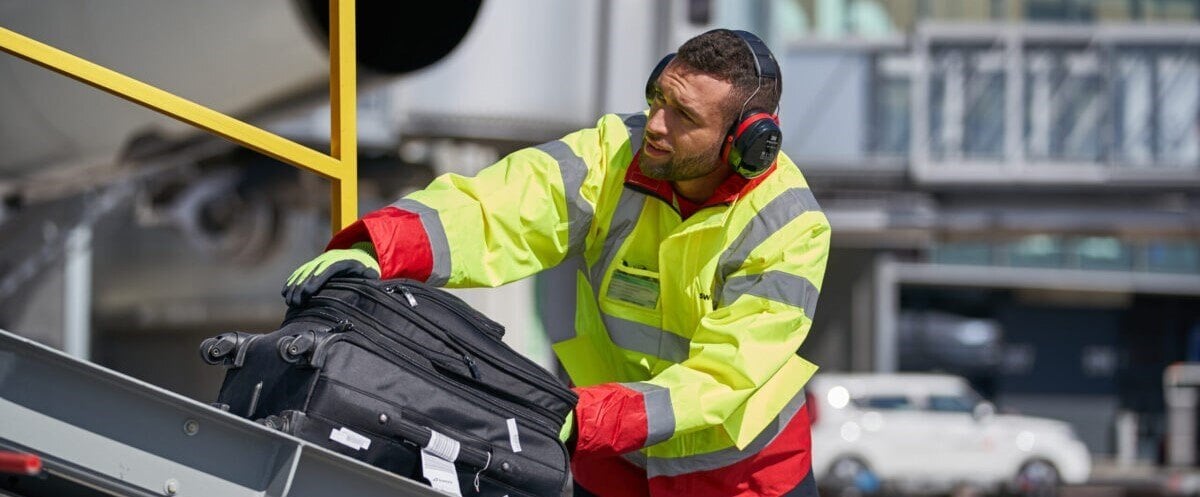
[645,53,675,106]
[725,30,782,178]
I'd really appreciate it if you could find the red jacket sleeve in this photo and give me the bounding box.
[571,383,654,458]
[327,206,435,281]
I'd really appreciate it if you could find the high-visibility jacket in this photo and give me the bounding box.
[328,112,831,497]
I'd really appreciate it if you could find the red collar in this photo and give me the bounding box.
[624,152,776,219]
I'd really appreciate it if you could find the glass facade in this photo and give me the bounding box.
[777,0,1200,40]
[932,236,1199,274]
[921,38,1200,170]
[870,53,913,157]
[928,46,1007,162]
[1024,47,1106,163]
[722,0,1200,172]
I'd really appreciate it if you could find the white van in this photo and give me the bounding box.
[808,373,1091,495]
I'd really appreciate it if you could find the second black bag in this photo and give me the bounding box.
[200,277,577,497]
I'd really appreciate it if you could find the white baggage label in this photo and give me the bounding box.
[506,418,522,453]
[420,449,463,497]
[328,427,371,451]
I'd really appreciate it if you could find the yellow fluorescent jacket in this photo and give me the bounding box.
[330,112,831,478]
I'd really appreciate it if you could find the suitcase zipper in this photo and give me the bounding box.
[348,328,561,437]
[293,304,465,370]
[390,282,505,340]
[325,289,484,381]
[307,296,562,436]
[336,282,576,408]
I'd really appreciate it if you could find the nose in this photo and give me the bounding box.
[646,105,668,137]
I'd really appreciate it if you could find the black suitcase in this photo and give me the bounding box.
[200,277,577,497]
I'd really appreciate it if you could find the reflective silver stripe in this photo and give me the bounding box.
[645,388,809,478]
[716,187,820,302]
[392,198,451,286]
[592,112,645,286]
[541,257,584,343]
[621,382,676,447]
[535,140,592,258]
[622,451,648,469]
[590,188,644,287]
[719,271,820,314]
[620,112,647,155]
[602,314,690,363]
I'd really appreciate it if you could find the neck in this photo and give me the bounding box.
[672,164,732,204]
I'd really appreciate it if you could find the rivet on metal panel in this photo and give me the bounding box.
[164,478,179,495]
[183,419,200,436]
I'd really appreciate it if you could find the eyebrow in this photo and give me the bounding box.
[657,76,706,122]
[676,100,702,120]
[666,89,702,120]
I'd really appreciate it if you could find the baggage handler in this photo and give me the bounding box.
[284,29,830,497]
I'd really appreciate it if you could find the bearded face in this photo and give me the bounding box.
[638,131,726,181]
[640,62,736,183]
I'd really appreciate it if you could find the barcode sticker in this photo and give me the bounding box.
[506,418,522,453]
[329,427,372,451]
[420,448,463,497]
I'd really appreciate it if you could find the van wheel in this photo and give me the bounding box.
[1013,460,1059,497]
[826,457,880,497]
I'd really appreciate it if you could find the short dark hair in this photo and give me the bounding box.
[673,29,781,123]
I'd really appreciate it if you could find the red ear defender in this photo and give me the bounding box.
[726,112,782,178]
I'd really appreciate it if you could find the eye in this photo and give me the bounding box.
[647,87,664,106]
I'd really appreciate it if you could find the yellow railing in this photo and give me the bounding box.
[0,0,359,234]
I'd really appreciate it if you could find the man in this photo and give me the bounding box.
[284,29,830,497]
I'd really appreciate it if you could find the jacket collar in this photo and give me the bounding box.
[624,152,776,219]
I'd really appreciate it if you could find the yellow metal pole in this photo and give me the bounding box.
[329,0,358,233]
[0,26,344,182]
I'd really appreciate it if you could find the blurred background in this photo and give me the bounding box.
[1,0,1199,494]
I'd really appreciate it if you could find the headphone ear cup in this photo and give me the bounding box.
[645,54,675,106]
[727,114,782,178]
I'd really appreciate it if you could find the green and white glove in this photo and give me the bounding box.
[282,242,380,307]
[556,410,576,451]
[559,410,575,444]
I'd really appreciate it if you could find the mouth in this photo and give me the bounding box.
[643,139,671,158]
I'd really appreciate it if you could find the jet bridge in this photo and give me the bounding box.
[0,328,442,497]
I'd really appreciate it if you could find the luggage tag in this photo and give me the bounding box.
[421,429,463,497]
[329,427,372,451]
